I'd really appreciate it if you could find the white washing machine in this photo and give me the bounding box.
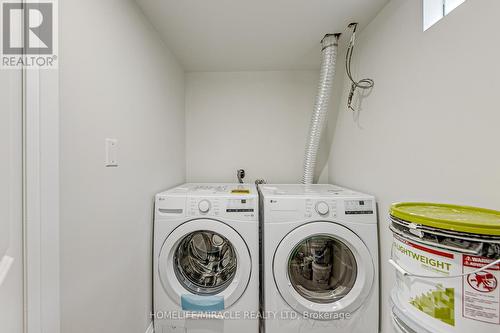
[259,184,379,333]
[153,183,259,333]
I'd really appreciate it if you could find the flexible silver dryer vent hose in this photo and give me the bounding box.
[302,34,340,184]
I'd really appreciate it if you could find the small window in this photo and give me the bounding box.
[423,0,466,31]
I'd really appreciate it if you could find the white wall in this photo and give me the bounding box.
[59,0,185,332]
[186,71,330,184]
[0,63,23,333]
[327,1,500,332]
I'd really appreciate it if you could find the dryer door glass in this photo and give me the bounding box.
[288,235,357,303]
[174,230,237,295]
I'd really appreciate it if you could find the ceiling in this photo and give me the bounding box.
[135,0,389,72]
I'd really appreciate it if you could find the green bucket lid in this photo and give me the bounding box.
[390,202,500,236]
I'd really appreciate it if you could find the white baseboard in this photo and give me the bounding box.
[145,322,154,333]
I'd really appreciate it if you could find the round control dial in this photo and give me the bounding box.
[315,201,330,216]
[198,200,211,213]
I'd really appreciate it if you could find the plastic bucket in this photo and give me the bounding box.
[390,290,433,333]
[389,203,500,333]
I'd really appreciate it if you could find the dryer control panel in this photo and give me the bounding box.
[305,199,337,218]
[345,199,374,215]
[265,197,376,224]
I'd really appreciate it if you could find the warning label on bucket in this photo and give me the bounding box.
[462,255,500,325]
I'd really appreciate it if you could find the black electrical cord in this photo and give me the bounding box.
[345,23,374,112]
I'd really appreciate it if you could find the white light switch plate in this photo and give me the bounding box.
[105,138,118,167]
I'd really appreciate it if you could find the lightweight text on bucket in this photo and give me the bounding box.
[388,257,500,279]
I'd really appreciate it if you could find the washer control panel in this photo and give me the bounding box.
[188,198,221,216]
[187,197,256,220]
[198,200,211,213]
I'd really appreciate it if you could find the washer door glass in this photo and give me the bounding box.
[159,219,252,309]
[288,235,357,303]
[174,230,237,295]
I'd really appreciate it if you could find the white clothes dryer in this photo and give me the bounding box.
[259,184,379,333]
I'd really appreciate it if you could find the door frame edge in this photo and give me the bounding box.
[23,54,60,333]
